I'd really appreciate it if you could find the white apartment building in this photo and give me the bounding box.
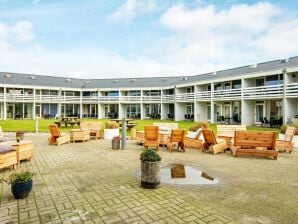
[1,56,298,126]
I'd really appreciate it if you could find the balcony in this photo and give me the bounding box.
[213,89,241,100]
[120,96,142,102]
[61,96,81,102]
[35,95,61,102]
[82,96,98,103]
[99,96,119,103]
[6,93,34,102]
[243,84,283,99]
[175,93,195,102]
[142,96,161,102]
[162,94,175,102]
[196,91,211,101]
[286,83,298,97]
[0,93,4,101]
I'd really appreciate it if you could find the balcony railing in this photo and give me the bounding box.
[61,96,81,102]
[286,83,298,97]
[213,89,241,100]
[0,93,4,101]
[162,94,175,102]
[196,91,211,101]
[35,95,61,102]
[82,96,98,102]
[99,96,119,102]
[120,96,142,102]
[6,94,34,101]
[175,93,195,102]
[142,96,161,102]
[243,84,283,99]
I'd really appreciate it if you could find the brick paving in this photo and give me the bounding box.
[0,134,297,224]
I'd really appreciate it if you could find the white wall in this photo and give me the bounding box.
[195,102,207,121]
[175,102,186,121]
[285,98,297,124]
[241,100,255,125]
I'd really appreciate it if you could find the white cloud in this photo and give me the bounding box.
[1,2,298,78]
[158,2,298,68]
[110,0,156,22]
[0,20,34,43]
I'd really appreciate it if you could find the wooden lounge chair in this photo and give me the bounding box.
[144,126,159,150]
[184,128,203,149]
[201,129,227,154]
[48,125,70,146]
[231,131,277,159]
[167,130,185,153]
[275,127,296,153]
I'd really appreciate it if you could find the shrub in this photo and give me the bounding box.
[106,122,119,129]
[279,125,287,134]
[1,171,34,184]
[140,149,161,162]
[189,121,208,131]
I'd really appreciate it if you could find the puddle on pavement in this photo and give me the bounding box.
[161,164,218,185]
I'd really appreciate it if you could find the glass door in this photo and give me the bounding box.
[255,104,264,122]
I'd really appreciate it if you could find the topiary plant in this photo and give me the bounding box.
[140,149,161,162]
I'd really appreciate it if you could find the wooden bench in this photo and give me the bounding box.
[231,131,278,159]
[217,125,246,148]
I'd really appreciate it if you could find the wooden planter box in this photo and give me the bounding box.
[12,140,33,164]
[0,146,17,170]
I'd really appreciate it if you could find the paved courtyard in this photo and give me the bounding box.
[0,134,297,224]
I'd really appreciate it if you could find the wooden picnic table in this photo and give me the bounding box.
[54,117,80,128]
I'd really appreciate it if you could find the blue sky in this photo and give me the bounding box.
[0,0,298,78]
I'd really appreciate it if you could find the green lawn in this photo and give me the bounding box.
[0,119,279,134]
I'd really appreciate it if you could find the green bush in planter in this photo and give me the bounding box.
[140,149,161,162]
[1,171,35,199]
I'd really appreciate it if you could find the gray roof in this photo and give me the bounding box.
[1,56,298,89]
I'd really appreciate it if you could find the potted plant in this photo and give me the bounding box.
[16,131,24,140]
[140,149,161,189]
[0,171,34,199]
[16,136,21,143]
[112,136,120,149]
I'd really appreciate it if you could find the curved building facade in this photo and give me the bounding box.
[1,56,298,126]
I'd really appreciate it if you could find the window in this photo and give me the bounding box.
[266,75,279,86]
[256,78,264,87]
[214,83,222,90]
[232,80,241,89]
[106,91,119,96]
[224,82,231,90]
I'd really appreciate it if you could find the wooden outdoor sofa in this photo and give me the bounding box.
[231,131,278,159]
[80,121,102,139]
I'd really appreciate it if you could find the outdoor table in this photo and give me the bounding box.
[111,118,134,124]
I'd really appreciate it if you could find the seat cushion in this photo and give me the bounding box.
[0,145,14,154]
